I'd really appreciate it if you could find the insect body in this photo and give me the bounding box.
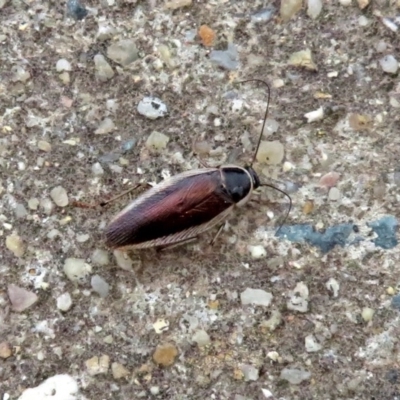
[104,79,290,251]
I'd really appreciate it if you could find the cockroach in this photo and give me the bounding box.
[97,79,292,251]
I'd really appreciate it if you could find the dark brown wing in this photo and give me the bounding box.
[105,171,233,248]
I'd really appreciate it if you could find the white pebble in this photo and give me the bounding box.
[40,198,54,214]
[113,250,133,271]
[358,15,369,26]
[307,0,322,19]
[256,141,284,165]
[362,307,374,322]
[248,245,267,259]
[326,277,340,297]
[328,187,341,201]
[57,293,72,311]
[56,59,72,72]
[241,288,273,307]
[91,249,109,266]
[63,258,92,284]
[91,162,104,176]
[50,186,69,207]
[305,334,323,352]
[137,97,168,119]
[304,106,324,123]
[192,329,211,347]
[263,119,280,136]
[91,275,110,298]
[146,131,170,151]
[95,118,115,134]
[380,55,398,74]
[6,233,25,257]
[28,198,39,210]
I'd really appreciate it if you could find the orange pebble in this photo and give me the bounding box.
[198,24,216,47]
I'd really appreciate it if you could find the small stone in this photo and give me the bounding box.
[165,0,192,9]
[95,118,115,134]
[40,198,54,215]
[6,233,25,257]
[199,25,216,47]
[15,204,27,219]
[328,187,341,201]
[348,113,372,131]
[239,364,259,381]
[8,284,38,312]
[357,0,369,9]
[153,343,178,367]
[390,294,400,310]
[38,140,51,152]
[339,0,351,5]
[146,131,170,151]
[94,54,114,82]
[56,59,72,72]
[12,65,30,82]
[260,310,282,331]
[91,275,110,298]
[107,40,139,67]
[326,277,340,297]
[17,374,79,400]
[28,198,40,210]
[267,351,280,362]
[362,307,375,322]
[287,282,309,313]
[305,334,323,352]
[256,140,284,165]
[307,0,322,19]
[85,355,110,376]
[261,389,274,399]
[91,249,109,266]
[91,162,104,176]
[0,342,12,359]
[153,319,170,334]
[67,0,88,20]
[111,362,130,379]
[113,250,133,271]
[57,293,72,312]
[280,0,302,21]
[387,286,395,295]
[50,186,69,207]
[241,288,273,307]
[248,245,267,259]
[263,119,280,136]
[319,172,340,188]
[289,49,317,71]
[280,368,311,384]
[192,329,211,347]
[358,15,369,26]
[63,258,92,284]
[380,55,398,74]
[138,97,168,120]
[304,106,324,123]
[209,43,239,70]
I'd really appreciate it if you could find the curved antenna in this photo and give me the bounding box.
[236,79,271,167]
[260,183,292,235]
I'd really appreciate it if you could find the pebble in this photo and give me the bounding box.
[260,310,282,331]
[380,55,398,74]
[153,343,178,367]
[339,0,351,5]
[362,307,374,322]
[357,0,369,9]
[0,342,12,359]
[305,334,323,352]
[263,119,280,136]
[248,245,267,259]
[107,40,139,66]
[153,319,170,334]
[94,54,114,82]
[111,362,130,379]
[18,374,79,400]
[304,106,324,123]
[326,277,340,297]
[165,0,192,9]
[91,162,104,176]
[287,282,309,313]
[307,0,322,19]
[8,284,38,312]
[91,275,110,298]
[85,355,110,376]
[328,187,341,201]
[251,6,276,23]
[38,140,52,152]
[198,25,216,47]
[280,0,302,21]
[40,198,54,215]
[113,250,133,271]
[137,97,168,120]
[209,43,239,70]
[63,258,92,284]
[56,59,72,72]
[67,0,88,19]
[15,203,27,219]
[289,49,317,71]
[391,294,400,310]
[6,233,25,257]
[280,368,311,384]
[192,329,211,347]
[239,364,259,381]
[50,186,69,207]
[91,248,109,266]
[146,131,170,151]
[57,293,72,312]
[256,141,284,165]
[76,234,89,243]
[240,288,273,307]
[95,118,115,134]
[319,171,340,188]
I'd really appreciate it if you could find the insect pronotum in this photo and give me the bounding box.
[100,79,292,251]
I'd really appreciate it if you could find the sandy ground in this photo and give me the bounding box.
[1,0,400,399]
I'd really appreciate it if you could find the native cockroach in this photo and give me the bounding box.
[100,79,291,251]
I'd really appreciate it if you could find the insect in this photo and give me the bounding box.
[95,79,291,251]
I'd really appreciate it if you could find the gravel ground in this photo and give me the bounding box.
[1,0,400,399]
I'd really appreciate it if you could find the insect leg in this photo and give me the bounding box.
[156,237,198,252]
[210,224,225,246]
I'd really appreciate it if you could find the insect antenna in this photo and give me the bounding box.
[236,78,292,234]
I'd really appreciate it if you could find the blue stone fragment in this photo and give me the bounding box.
[367,215,398,249]
[391,294,400,311]
[67,0,88,20]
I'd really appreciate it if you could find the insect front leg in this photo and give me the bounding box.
[156,237,199,252]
